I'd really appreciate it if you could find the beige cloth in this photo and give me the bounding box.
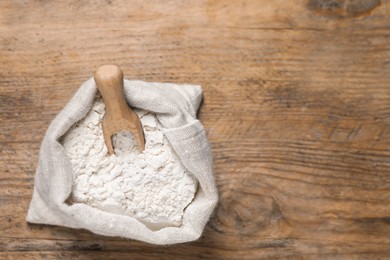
[26,78,218,245]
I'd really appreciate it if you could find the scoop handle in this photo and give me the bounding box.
[94,65,130,119]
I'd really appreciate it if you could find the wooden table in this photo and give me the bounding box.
[1,0,389,258]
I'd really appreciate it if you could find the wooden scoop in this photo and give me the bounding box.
[94,65,145,155]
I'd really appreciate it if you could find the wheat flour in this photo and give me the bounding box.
[61,96,197,229]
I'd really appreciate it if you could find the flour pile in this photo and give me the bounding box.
[61,96,197,229]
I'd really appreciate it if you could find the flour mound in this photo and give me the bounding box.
[62,97,197,229]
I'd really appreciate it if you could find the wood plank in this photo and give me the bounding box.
[2,252,389,260]
[0,237,389,259]
[1,0,390,258]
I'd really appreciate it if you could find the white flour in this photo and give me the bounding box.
[62,96,197,229]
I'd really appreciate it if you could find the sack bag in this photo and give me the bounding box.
[26,78,218,245]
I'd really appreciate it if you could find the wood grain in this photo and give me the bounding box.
[1,0,390,258]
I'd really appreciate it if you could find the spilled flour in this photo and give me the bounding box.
[62,96,197,229]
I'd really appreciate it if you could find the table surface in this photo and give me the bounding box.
[1,0,390,259]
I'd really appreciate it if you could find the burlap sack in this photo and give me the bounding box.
[26,78,218,245]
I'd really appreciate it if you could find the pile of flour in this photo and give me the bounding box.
[62,96,197,229]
